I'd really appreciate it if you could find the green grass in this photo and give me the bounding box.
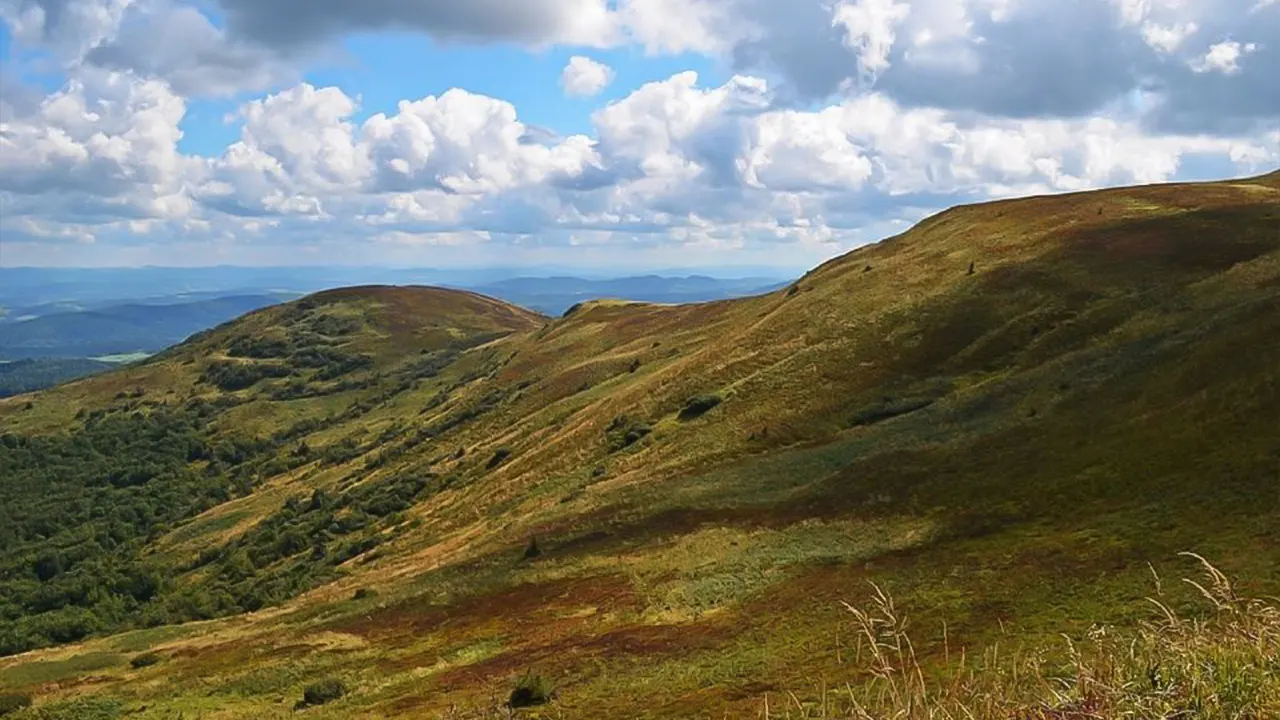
[0,653,123,689]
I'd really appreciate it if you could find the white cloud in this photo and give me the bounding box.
[832,0,912,79]
[561,56,615,98]
[617,0,750,54]
[5,67,1278,260]
[3,1,1280,265]
[0,68,193,218]
[84,1,299,96]
[0,0,135,62]
[1191,41,1260,74]
[1141,22,1198,53]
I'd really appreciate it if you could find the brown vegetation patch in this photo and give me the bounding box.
[330,574,639,648]
[432,618,730,691]
[1062,206,1278,273]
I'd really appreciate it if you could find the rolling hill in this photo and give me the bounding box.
[0,172,1277,718]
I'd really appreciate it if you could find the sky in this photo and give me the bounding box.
[0,0,1277,271]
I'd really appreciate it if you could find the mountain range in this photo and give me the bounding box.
[0,172,1277,718]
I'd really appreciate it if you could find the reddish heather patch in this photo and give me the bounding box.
[1061,205,1277,273]
[372,575,734,715]
[329,574,639,648]
[431,617,731,692]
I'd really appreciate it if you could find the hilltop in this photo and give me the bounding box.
[0,172,1277,718]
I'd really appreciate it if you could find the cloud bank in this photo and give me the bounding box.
[1,0,1277,267]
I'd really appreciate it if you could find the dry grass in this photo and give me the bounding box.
[759,554,1280,719]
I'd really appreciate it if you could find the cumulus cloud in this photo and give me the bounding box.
[832,0,912,80]
[561,56,615,97]
[83,2,299,96]
[2,0,1279,266]
[4,66,1277,259]
[0,0,135,61]
[1191,40,1260,74]
[1142,22,1199,53]
[611,0,1280,133]
[0,68,193,218]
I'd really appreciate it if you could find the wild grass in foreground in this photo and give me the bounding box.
[420,554,1279,719]
[762,553,1280,720]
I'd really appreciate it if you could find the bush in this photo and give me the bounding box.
[200,360,290,391]
[129,651,162,669]
[849,396,936,427]
[678,394,722,421]
[0,694,32,717]
[352,588,378,601]
[508,672,553,708]
[299,679,347,708]
[486,447,513,470]
[522,536,542,561]
[606,415,651,451]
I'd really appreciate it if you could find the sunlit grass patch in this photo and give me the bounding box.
[0,653,124,690]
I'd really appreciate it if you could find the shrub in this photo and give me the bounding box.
[352,588,378,601]
[522,536,542,561]
[486,447,513,470]
[606,415,652,451]
[849,396,936,427]
[678,394,722,421]
[299,679,347,708]
[0,694,32,717]
[508,672,553,708]
[200,360,290,391]
[129,651,162,669]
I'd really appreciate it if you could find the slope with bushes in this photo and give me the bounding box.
[0,173,1276,718]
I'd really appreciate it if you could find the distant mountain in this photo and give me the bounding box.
[0,277,791,360]
[0,294,297,359]
[465,275,789,314]
[0,290,307,324]
[0,358,118,398]
[0,266,799,312]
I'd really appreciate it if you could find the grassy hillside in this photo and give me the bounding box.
[0,173,1277,718]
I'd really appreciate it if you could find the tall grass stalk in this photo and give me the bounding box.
[771,553,1280,719]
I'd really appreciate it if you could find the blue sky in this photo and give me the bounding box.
[0,0,1277,270]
